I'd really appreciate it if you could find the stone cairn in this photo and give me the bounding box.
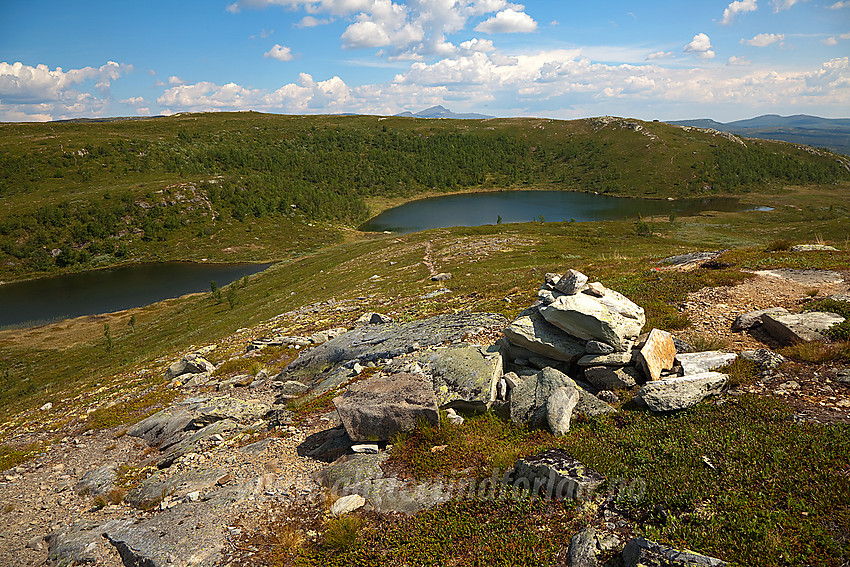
[498,269,730,433]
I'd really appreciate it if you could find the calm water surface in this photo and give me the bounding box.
[361,190,768,234]
[0,262,271,330]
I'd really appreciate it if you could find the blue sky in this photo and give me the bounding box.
[1,0,848,122]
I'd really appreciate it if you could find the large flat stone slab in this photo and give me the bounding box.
[577,352,634,367]
[676,351,737,375]
[281,313,508,382]
[731,307,789,331]
[125,467,228,509]
[637,372,727,412]
[762,311,845,343]
[538,286,644,350]
[417,344,502,411]
[511,449,604,501]
[333,372,438,442]
[503,308,586,363]
[105,483,254,567]
[754,269,844,285]
[158,419,242,468]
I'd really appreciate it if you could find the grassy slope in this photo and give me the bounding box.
[2,112,848,281]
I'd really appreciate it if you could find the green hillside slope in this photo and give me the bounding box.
[1,112,848,280]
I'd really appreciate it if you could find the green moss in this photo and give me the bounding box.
[84,387,178,431]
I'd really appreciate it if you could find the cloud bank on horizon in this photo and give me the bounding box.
[0,0,848,122]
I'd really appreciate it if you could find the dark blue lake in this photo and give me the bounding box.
[0,262,271,330]
[360,190,767,234]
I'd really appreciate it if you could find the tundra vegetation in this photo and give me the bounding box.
[0,112,848,566]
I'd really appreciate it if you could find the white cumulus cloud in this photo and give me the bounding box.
[264,44,295,60]
[829,1,848,8]
[741,33,785,46]
[727,55,752,65]
[120,96,146,105]
[474,8,537,33]
[684,33,715,59]
[0,60,131,121]
[721,0,758,25]
[459,38,495,52]
[295,16,331,27]
[647,51,673,60]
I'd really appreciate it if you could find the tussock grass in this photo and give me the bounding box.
[781,340,850,364]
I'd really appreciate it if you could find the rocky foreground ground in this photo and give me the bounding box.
[1,253,848,567]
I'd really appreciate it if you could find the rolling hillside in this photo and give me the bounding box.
[0,112,848,281]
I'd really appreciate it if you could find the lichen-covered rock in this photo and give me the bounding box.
[417,344,502,411]
[509,367,575,426]
[584,366,639,389]
[637,372,728,412]
[125,467,228,509]
[165,354,215,379]
[333,372,438,442]
[511,449,604,501]
[74,463,118,498]
[105,483,254,567]
[190,396,270,428]
[510,367,615,426]
[622,537,728,566]
[158,419,243,468]
[281,313,507,382]
[47,519,125,567]
[128,406,194,448]
[553,269,588,295]
[739,348,785,370]
[578,352,634,367]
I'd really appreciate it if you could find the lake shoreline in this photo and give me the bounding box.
[0,261,273,330]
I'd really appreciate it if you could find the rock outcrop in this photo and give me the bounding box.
[333,372,439,442]
[637,372,728,412]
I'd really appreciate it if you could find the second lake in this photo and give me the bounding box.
[360,190,768,234]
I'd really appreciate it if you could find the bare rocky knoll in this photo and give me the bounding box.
[1,252,848,567]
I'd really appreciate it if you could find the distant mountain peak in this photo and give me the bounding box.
[395,105,493,120]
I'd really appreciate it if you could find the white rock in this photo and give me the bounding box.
[676,351,737,375]
[539,289,645,351]
[330,494,366,516]
[547,386,580,436]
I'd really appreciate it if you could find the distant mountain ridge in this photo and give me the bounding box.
[396,105,493,120]
[668,114,850,156]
